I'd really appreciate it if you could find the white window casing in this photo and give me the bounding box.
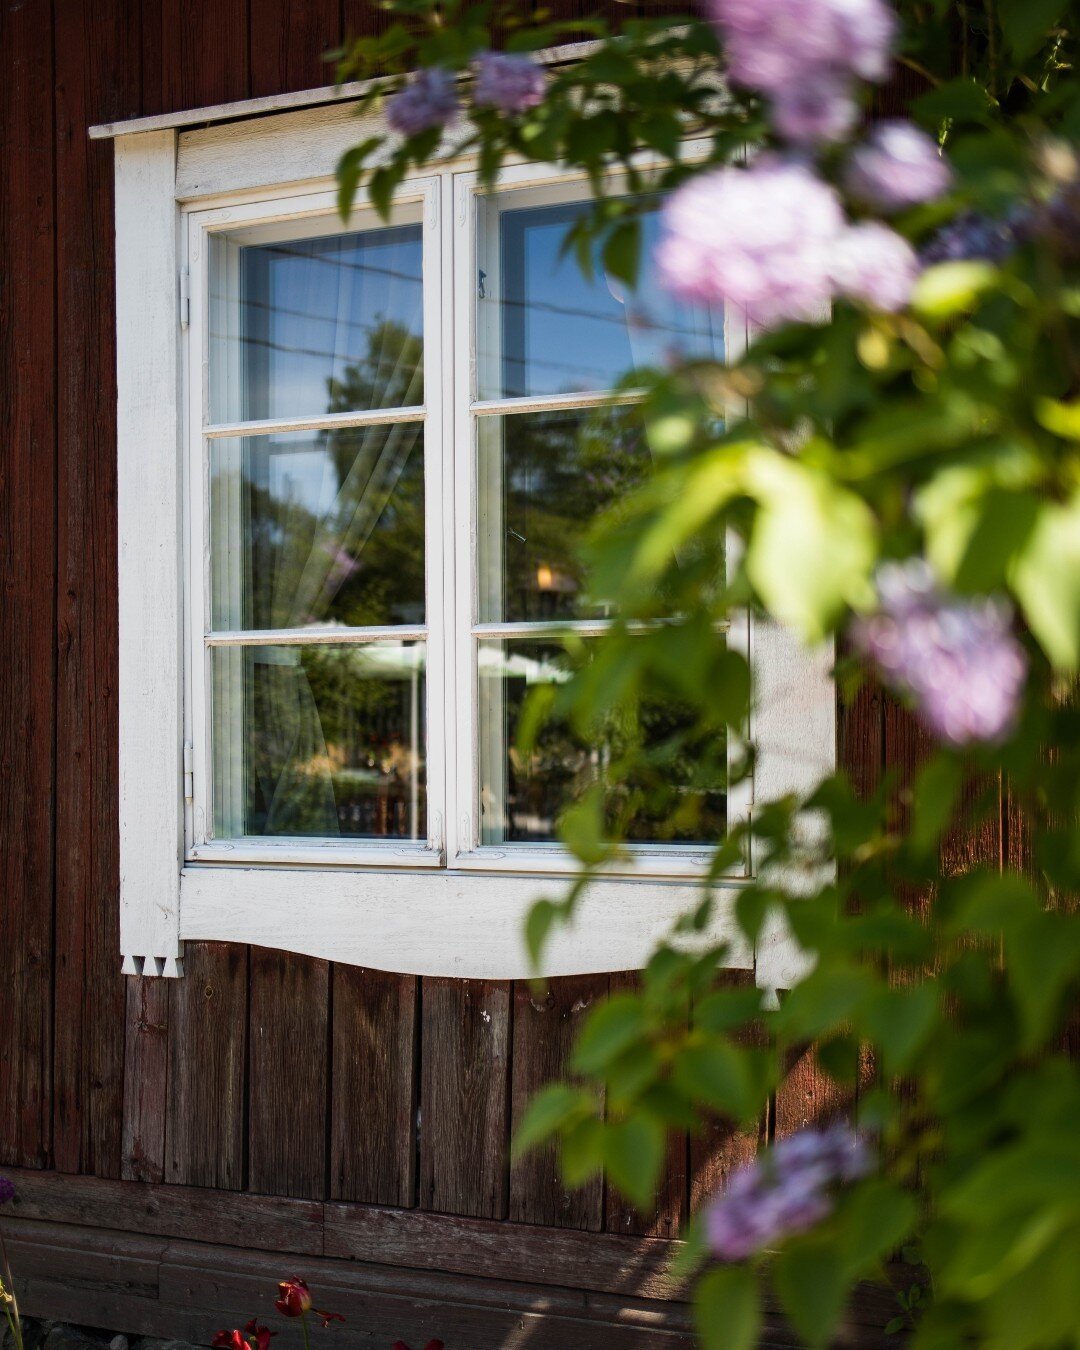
[104,90,835,987]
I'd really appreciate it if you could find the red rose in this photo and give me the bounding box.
[274,1278,313,1317]
[211,1333,246,1350]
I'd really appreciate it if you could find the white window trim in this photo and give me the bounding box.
[109,99,835,986]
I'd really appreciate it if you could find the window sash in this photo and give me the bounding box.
[449,165,751,876]
[183,163,750,879]
[184,179,448,867]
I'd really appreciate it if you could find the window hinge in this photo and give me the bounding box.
[179,264,190,329]
[183,741,194,800]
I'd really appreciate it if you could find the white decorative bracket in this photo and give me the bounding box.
[121,952,185,978]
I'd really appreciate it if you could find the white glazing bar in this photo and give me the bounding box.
[470,388,646,418]
[204,405,426,439]
[470,618,732,639]
[205,625,428,647]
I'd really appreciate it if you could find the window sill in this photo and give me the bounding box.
[188,839,444,869]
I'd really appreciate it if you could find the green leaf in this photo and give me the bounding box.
[1035,396,1080,439]
[558,786,610,867]
[512,1083,589,1158]
[1005,911,1080,1048]
[745,456,877,640]
[999,0,1065,60]
[838,1180,918,1276]
[775,966,876,1040]
[773,1239,850,1349]
[571,994,648,1074]
[336,137,381,219]
[694,1265,761,1350]
[369,162,405,220]
[602,1114,665,1211]
[911,262,999,320]
[859,984,939,1073]
[602,219,641,290]
[525,898,562,969]
[561,1114,606,1188]
[1011,490,1080,669]
[914,78,994,125]
[671,1041,767,1123]
[910,755,963,856]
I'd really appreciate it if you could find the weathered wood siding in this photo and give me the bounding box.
[0,0,939,1337]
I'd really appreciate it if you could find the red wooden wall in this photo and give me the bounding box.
[0,0,990,1298]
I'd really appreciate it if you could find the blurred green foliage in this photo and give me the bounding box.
[334,2,1080,1345]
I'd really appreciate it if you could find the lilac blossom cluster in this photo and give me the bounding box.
[474,51,546,114]
[657,160,919,326]
[846,120,953,211]
[386,67,459,138]
[920,208,1026,265]
[386,51,545,138]
[854,560,1028,746]
[0,1176,13,1205]
[706,0,896,146]
[706,1126,871,1261]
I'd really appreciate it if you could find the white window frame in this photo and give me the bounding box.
[103,90,835,988]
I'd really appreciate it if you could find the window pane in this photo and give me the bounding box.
[477,638,726,846]
[477,405,651,624]
[209,426,425,631]
[476,195,723,400]
[211,642,426,840]
[209,216,423,423]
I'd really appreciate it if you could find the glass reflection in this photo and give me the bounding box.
[477,639,726,846]
[212,642,426,840]
[477,196,723,401]
[210,423,424,632]
[477,406,650,624]
[209,220,423,423]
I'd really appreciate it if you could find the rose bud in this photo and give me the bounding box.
[274,1278,313,1317]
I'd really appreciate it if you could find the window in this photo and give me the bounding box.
[104,92,834,984]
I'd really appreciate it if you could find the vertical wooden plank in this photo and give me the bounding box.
[166,943,248,1190]
[248,948,329,1200]
[509,976,604,1230]
[341,0,393,44]
[419,977,510,1219]
[330,967,417,1208]
[0,0,56,1172]
[249,0,342,97]
[604,974,687,1240]
[52,0,141,1182]
[688,972,765,1213]
[122,979,170,1182]
[774,1045,855,1139]
[143,0,250,116]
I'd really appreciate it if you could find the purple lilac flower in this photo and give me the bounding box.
[846,120,953,211]
[706,0,896,93]
[829,221,919,311]
[705,1125,871,1261]
[386,67,459,138]
[854,559,1028,746]
[473,51,546,114]
[656,159,846,328]
[919,209,1024,265]
[771,73,858,147]
[0,1176,14,1204]
[706,0,895,145]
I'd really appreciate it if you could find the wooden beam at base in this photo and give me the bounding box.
[4,1207,901,1350]
[1,1169,903,1347]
